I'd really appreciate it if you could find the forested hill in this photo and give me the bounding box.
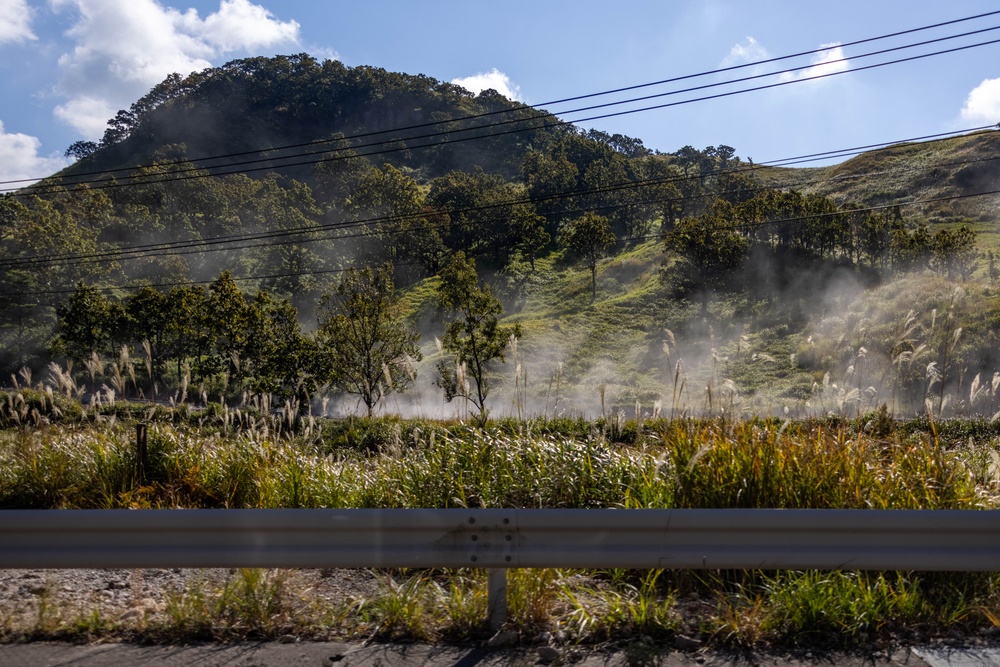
[59,53,649,183]
[0,54,672,375]
[3,54,1000,418]
[20,54,681,301]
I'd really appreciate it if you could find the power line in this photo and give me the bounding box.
[7,22,1000,197]
[0,25,996,287]
[20,183,1000,299]
[13,144,1000,298]
[53,35,1000,192]
[78,149,1000,266]
[534,9,1000,107]
[21,35,1000,196]
[7,33,994,205]
[5,8,998,189]
[2,124,993,271]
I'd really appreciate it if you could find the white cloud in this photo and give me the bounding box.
[961,78,1000,124]
[779,43,849,83]
[182,0,299,53]
[0,0,35,43]
[53,95,115,139]
[50,0,301,139]
[0,120,69,185]
[451,68,522,101]
[722,36,768,67]
[307,45,339,63]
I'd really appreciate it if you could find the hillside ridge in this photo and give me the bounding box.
[2,55,999,419]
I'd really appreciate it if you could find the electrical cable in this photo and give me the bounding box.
[17,180,999,298]
[4,8,998,188]
[1,124,994,271]
[6,22,1000,196]
[13,164,1000,299]
[0,22,997,293]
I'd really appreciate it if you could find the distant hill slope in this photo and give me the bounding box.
[755,130,1000,227]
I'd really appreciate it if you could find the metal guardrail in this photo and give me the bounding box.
[2,508,999,627]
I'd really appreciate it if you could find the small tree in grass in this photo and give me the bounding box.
[317,264,421,417]
[559,212,617,299]
[436,252,521,424]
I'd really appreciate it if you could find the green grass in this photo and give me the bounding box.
[2,415,996,511]
[396,227,1000,423]
[9,132,1000,650]
[4,564,999,649]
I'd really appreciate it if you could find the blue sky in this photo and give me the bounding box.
[2,0,1000,183]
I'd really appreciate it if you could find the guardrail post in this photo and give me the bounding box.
[487,568,507,629]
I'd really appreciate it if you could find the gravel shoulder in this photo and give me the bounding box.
[0,567,378,637]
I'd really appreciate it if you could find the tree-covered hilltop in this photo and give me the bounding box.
[60,53,651,183]
[2,55,999,417]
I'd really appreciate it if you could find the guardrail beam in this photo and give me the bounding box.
[2,508,999,629]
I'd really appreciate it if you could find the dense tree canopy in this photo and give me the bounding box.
[664,210,750,314]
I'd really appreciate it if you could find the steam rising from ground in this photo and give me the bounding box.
[341,264,1000,423]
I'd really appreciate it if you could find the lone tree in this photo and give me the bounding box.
[664,213,749,315]
[317,264,421,416]
[436,252,521,423]
[559,212,617,299]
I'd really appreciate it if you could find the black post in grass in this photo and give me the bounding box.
[135,422,148,485]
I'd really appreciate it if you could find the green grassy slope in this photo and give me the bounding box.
[798,130,1000,226]
[402,235,1000,420]
[400,238,818,418]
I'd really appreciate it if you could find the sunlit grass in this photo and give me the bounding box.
[0,416,996,511]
